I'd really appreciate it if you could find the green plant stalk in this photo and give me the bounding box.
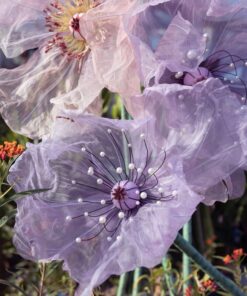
[117,273,128,296]
[162,257,175,296]
[182,221,192,294]
[175,234,246,296]
[116,101,130,296]
[132,268,142,296]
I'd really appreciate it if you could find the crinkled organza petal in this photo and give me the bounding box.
[50,54,104,112]
[0,0,52,57]
[80,0,141,97]
[155,12,206,73]
[0,49,101,138]
[125,78,246,203]
[204,169,246,205]
[74,184,201,295]
[207,0,247,16]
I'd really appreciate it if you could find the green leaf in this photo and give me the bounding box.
[0,210,17,227]
[0,279,29,296]
[0,188,51,208]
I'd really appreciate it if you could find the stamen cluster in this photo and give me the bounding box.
[43,0,97,60]
[65,128,176,243]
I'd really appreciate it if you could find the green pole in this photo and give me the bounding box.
[132,268,142,296]
[117,273,128,296]
[175,234,246,296]
[182,221,192,293]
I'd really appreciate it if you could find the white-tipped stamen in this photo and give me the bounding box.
[75,237,82,243]
[118,211,125,219]
[140,192,147,199]
[186,49,197,60]
[158,187,164,193]
[97,178,103,185]
[100,152,105,157]
[87,167,94,175]
[128,163,135,170]
[175,71,183,79]
[99,216,106,224]
[116,167,123,174]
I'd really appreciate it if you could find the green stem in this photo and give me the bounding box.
[117,273,128,296]
[175,234,246,296]
[182,221,192,293]
[162,257,175,296]
[132,268,142,296]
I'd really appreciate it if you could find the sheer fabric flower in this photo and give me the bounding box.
[124,0,247,203]
[0,0,141,138]
[8,114,202,295]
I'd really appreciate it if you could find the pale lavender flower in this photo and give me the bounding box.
[0,0,142,138]
[8,114,202,295]
[124,0,247,204]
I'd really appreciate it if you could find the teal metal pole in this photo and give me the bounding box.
[182,221,192,293]
[175,234,246,296]
[117,273,128,296]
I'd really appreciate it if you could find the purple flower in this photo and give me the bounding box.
[0,0,141,138]
[8,114,202,295]
[126,0,247,102]
[124,0,247,204]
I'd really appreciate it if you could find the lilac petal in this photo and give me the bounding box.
[155,13,206,73]
[50,55,104,113]
[9,114,202,295]
[80,0,141,97]
[0,49,101,138]
[0,0,52,57]
[204,169,246,205]
[126,78,247,204]
[207,0,247,16]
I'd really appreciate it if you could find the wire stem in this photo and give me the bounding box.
[175,234,246,296]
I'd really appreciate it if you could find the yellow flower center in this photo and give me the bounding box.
[44,0,98,59]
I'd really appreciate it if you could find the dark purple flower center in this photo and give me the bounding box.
[171,50,247,102]
[70,17,80,31]
[111,181,139,210]
[183,67,211,86]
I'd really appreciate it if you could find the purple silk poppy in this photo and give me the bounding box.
[8,114,202,295]
[0,0,142,138]
[124,0,247,204]
[126,0,247,103]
